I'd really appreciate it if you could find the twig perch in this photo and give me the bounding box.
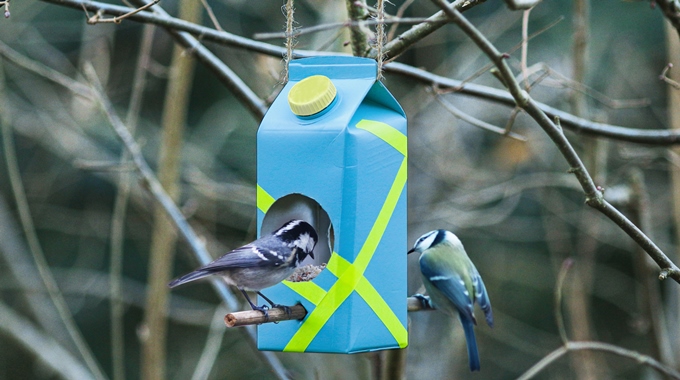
[432,0,680,284]
[225,305,308,327]
[225,298,435,327]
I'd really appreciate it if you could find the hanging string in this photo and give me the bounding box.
[283,0,295,83]
[375,0,385,80]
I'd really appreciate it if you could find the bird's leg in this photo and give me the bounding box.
[240,288,270,321]
[412,293,433,309]
[257,291,292,315]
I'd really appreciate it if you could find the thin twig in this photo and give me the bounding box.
[516,341,680,380]
[434,92,528,141]
[38,0,680,144]
[432,0,680,284]
[660,63,680,90]
[110,24,155,380]
[520,9,530,91]
[191,306,228,380]
[199,0,223,31]
[554,258,572,345]
[0,63,107,380]
[379,0,486,61]
[387,0,415,42]
[85,0,158,24]
[254,17,432,40]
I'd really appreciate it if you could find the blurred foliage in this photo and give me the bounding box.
[0,0,678,379]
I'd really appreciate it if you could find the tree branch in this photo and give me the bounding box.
[516,341,680,380]
[36,0,680,145]
[431,0,680,283]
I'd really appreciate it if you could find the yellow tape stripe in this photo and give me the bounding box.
[280,251,346,306]
[352,158,407,271]
[284,265,362,352]
[326,251,351,274]
[355,277,408,348]
[356,119,407,156]
[327,256,408,348]
[282,280,327,306]
[256,184,276,213]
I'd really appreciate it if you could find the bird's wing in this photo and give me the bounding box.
[471,267,494,328]
[420,254,476,323]
[168,244,291,288]
[201,244,291,270]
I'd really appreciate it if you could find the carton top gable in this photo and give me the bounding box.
[260,56,405,132]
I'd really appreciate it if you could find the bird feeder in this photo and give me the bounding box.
[256,56,408,353]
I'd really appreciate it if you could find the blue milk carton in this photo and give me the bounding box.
[256,56,407,353]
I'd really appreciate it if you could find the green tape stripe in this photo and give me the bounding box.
[355,277,408,348]
[327,253,408,348]
[283,280,327,306]
[356,119,407,156]
[283,119,407,352]
[257,184,276,213]
[326,250,351,274]
[284,265,361,351]
[352,157,407,271]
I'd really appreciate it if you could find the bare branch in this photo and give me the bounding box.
[1,65,107,380]
[516,341,680,380]
[37,0,680,145]
[431,0,680,283]
[434,93,527,141]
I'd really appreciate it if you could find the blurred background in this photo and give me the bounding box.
[0,0,678,379]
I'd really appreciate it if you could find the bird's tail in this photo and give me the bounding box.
[168,269,211,288]
[460,316,480,371]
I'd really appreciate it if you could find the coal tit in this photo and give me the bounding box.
[169,219,318,318]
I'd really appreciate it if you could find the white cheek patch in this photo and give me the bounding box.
[416,231,438,251]
[294,232,314,252]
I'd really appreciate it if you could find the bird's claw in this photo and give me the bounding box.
[413,293,432,309]
[251,304,271,322]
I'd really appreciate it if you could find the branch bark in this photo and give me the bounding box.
[33,0,680,144]
[516,341,680,380]
[431,0,680,283]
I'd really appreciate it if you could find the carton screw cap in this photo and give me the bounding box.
[288,75,337,116]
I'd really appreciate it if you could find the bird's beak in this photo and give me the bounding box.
[407,248,416,255]
[309,250,315,260]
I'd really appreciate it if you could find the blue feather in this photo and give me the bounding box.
[460,316,480,371]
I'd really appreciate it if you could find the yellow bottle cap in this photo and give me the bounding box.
[288,75,337,116]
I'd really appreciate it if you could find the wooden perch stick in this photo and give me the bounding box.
[225,304,308,327]
[224,297,435,327]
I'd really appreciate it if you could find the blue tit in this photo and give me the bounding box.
[169,219,317,318]
[409,229,493,372]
